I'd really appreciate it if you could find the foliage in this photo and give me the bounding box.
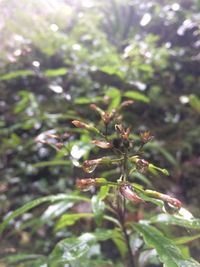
[0,0,200,266]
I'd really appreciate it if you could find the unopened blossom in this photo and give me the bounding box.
[119,182,144,203]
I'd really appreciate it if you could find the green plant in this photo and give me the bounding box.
[1,99,200,267]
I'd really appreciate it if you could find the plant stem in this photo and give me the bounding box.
[117,150,135,267]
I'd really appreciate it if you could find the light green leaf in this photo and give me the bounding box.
[43,68,67,77]
[0,194,90,234]
[106,87,121,111]
[0,70,33,80]
[189,94,200,113]
[124,91,150,103]
[0,254,46,264]
[92,195,105,225]
[112,228,127,257]
[173,233,200,245]
[48,230,113,266]
[150,213,200,229]
[74,96,103,104]
[134,223,200,267]
[55,213,94,231]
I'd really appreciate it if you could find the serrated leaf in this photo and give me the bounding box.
[55,213,94,231]
[134,223,200,267]
[124,91,150,103]
[0,194,90,234]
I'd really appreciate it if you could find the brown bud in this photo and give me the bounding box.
[76,178,107,191]
[76,178,95,191]
[55,142,64,150]
[82,157,111,173]
[91,140,112,149]
[119,182,144,203]
[90,104,111,125]
[140,131,154,143]
[145,189,182,209]
[120,100,134,109]
[136,159,149,173]
[72,120,99,134]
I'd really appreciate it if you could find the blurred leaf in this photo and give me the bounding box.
[134,223,200,267]
[55,213,94,231]
[0,254,46,265]
[189,94,200,113]
[106,87,121,111]
[0,194,90,234]
[74,96,103,104]
[0,70,33,80]
[124,91,150,103]
[32,160,71,168]
[157,146,177,165]
[43,68,67,77]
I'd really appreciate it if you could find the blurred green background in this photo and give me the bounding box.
[0,0,200,265]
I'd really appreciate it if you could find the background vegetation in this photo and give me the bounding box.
[0,0,200,266]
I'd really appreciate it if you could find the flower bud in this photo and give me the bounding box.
[136,159,149,173]
[72,120,99,134]
[145,189,182,209]
[120,100,134,109]
[91,140,112,149]
[119,182,144,203]
[82,157,111,173]
[76,178,107,191]
[90,104,110,124]
[140,131,154,143]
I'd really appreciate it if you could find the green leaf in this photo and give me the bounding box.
[189,94,200,113]
[92,195,105,226]
[43,68,67,77]
[157,146,177,165]
[32,160,71,168]
[74,96,103,104]
[124,91,150,103]
[0,194,90,234]
[55,213,94,231]
[106,87,121,111]
[134,223,200,267]
[173,233,200,245]
[48,230,113,266]
[0,70,33,80]
[0,254,46,264]
[112,228,127,257]
[150,213,200,229]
